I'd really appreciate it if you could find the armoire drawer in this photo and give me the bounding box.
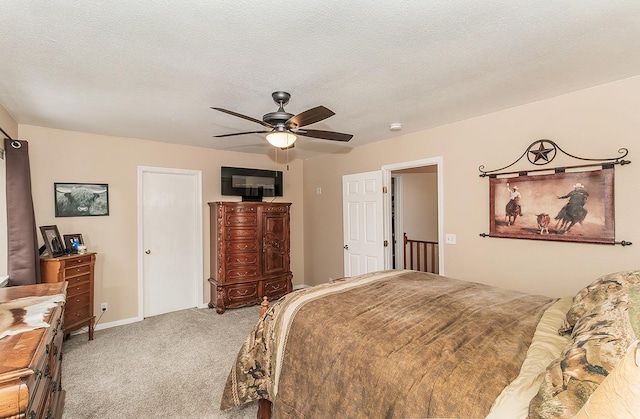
[224,212,257,226]
[225,254,259,267]
[225,228,258,241]
[226,267,259,281]
[225,282,259,303]
[225,240,259,253]
[263,278,289,299]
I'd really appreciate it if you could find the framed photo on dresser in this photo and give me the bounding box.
[63,233,84,254]
[40,225,66,257]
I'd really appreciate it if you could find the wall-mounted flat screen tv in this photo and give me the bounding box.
[221,166,283,201]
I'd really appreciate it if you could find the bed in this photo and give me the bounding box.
[220,269,640,418]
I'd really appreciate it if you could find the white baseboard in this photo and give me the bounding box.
[67,315,140,338]
[95,316,140,331]
[293,284,311,290]
[70,305,215,337]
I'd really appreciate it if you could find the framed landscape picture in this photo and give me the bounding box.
[489,168,615,244]
[54,183,109,217]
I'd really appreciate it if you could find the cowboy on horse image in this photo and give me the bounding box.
[555,182,589,233]
[505,183,522,226]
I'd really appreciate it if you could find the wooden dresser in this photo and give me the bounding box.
[208,202,292,314]
[40,253,96,340]
[0,282,67,419]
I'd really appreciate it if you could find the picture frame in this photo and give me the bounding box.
[63,234,84,254]
[54,182,109,217]
[40,225,66,257]
[489,167,615,244]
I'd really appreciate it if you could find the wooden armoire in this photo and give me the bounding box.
[208,201,292,314]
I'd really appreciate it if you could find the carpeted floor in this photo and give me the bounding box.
[61,306,261,418]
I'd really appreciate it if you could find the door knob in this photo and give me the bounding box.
[343,245,349,250]
[145,249,151,254]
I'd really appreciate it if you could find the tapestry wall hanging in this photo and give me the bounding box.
[490,168,613,244]
[480,139,631,245]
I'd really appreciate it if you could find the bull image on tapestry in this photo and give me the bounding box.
[54,182,109,217]
[489,169,614,244]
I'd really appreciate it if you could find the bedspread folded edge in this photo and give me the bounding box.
[487,296,573,419]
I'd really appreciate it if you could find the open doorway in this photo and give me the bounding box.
[391,166,439,272]
[382,157,444,275]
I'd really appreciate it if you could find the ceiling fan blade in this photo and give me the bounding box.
[297,129,353,142]
[211,107,272,128]
[286,106,335,129]
[214,130,270,138]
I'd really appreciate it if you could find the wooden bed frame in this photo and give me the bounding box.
[258,296,272,419]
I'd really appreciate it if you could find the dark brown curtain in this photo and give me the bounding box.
[4,138,40,285]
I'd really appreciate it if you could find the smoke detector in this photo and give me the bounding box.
[389,122,402,131]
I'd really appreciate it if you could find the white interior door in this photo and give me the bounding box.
[138,167,202,318]
[342,171,384,276]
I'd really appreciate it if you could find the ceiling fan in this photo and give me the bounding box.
[211,91,353,149]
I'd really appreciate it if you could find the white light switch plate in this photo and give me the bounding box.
[445,234,456,244]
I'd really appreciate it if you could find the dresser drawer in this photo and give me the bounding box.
[65,254,93,265]
[66,290,90,311]
[24,341,49,406]
[224,212,257,226]
[64,264,91,278]
[27,314,61,418]
[65,303,91,325]
[66,280,90,298]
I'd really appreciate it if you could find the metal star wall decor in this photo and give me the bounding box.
[527,140,556,164]
[478,138,630,177]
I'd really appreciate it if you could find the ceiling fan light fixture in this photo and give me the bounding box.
[266,131,297,148]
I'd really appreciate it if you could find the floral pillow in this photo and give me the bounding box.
[529,276,640,418]
[563,270,640,332]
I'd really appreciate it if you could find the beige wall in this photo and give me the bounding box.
[303,75,640,297]
[0,105,18,139]
[7,74,640,323]
[399,172,438,243]
[0,105,18,276]
[20,125,304,323]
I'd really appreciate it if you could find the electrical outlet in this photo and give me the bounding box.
[100,302,108,312]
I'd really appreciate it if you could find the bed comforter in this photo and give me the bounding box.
[221,270,556,418]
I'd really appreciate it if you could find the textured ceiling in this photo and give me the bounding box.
[1,1,640,160]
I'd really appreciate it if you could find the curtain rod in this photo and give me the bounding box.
[0,124,17,160]
[0,125,14,141]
